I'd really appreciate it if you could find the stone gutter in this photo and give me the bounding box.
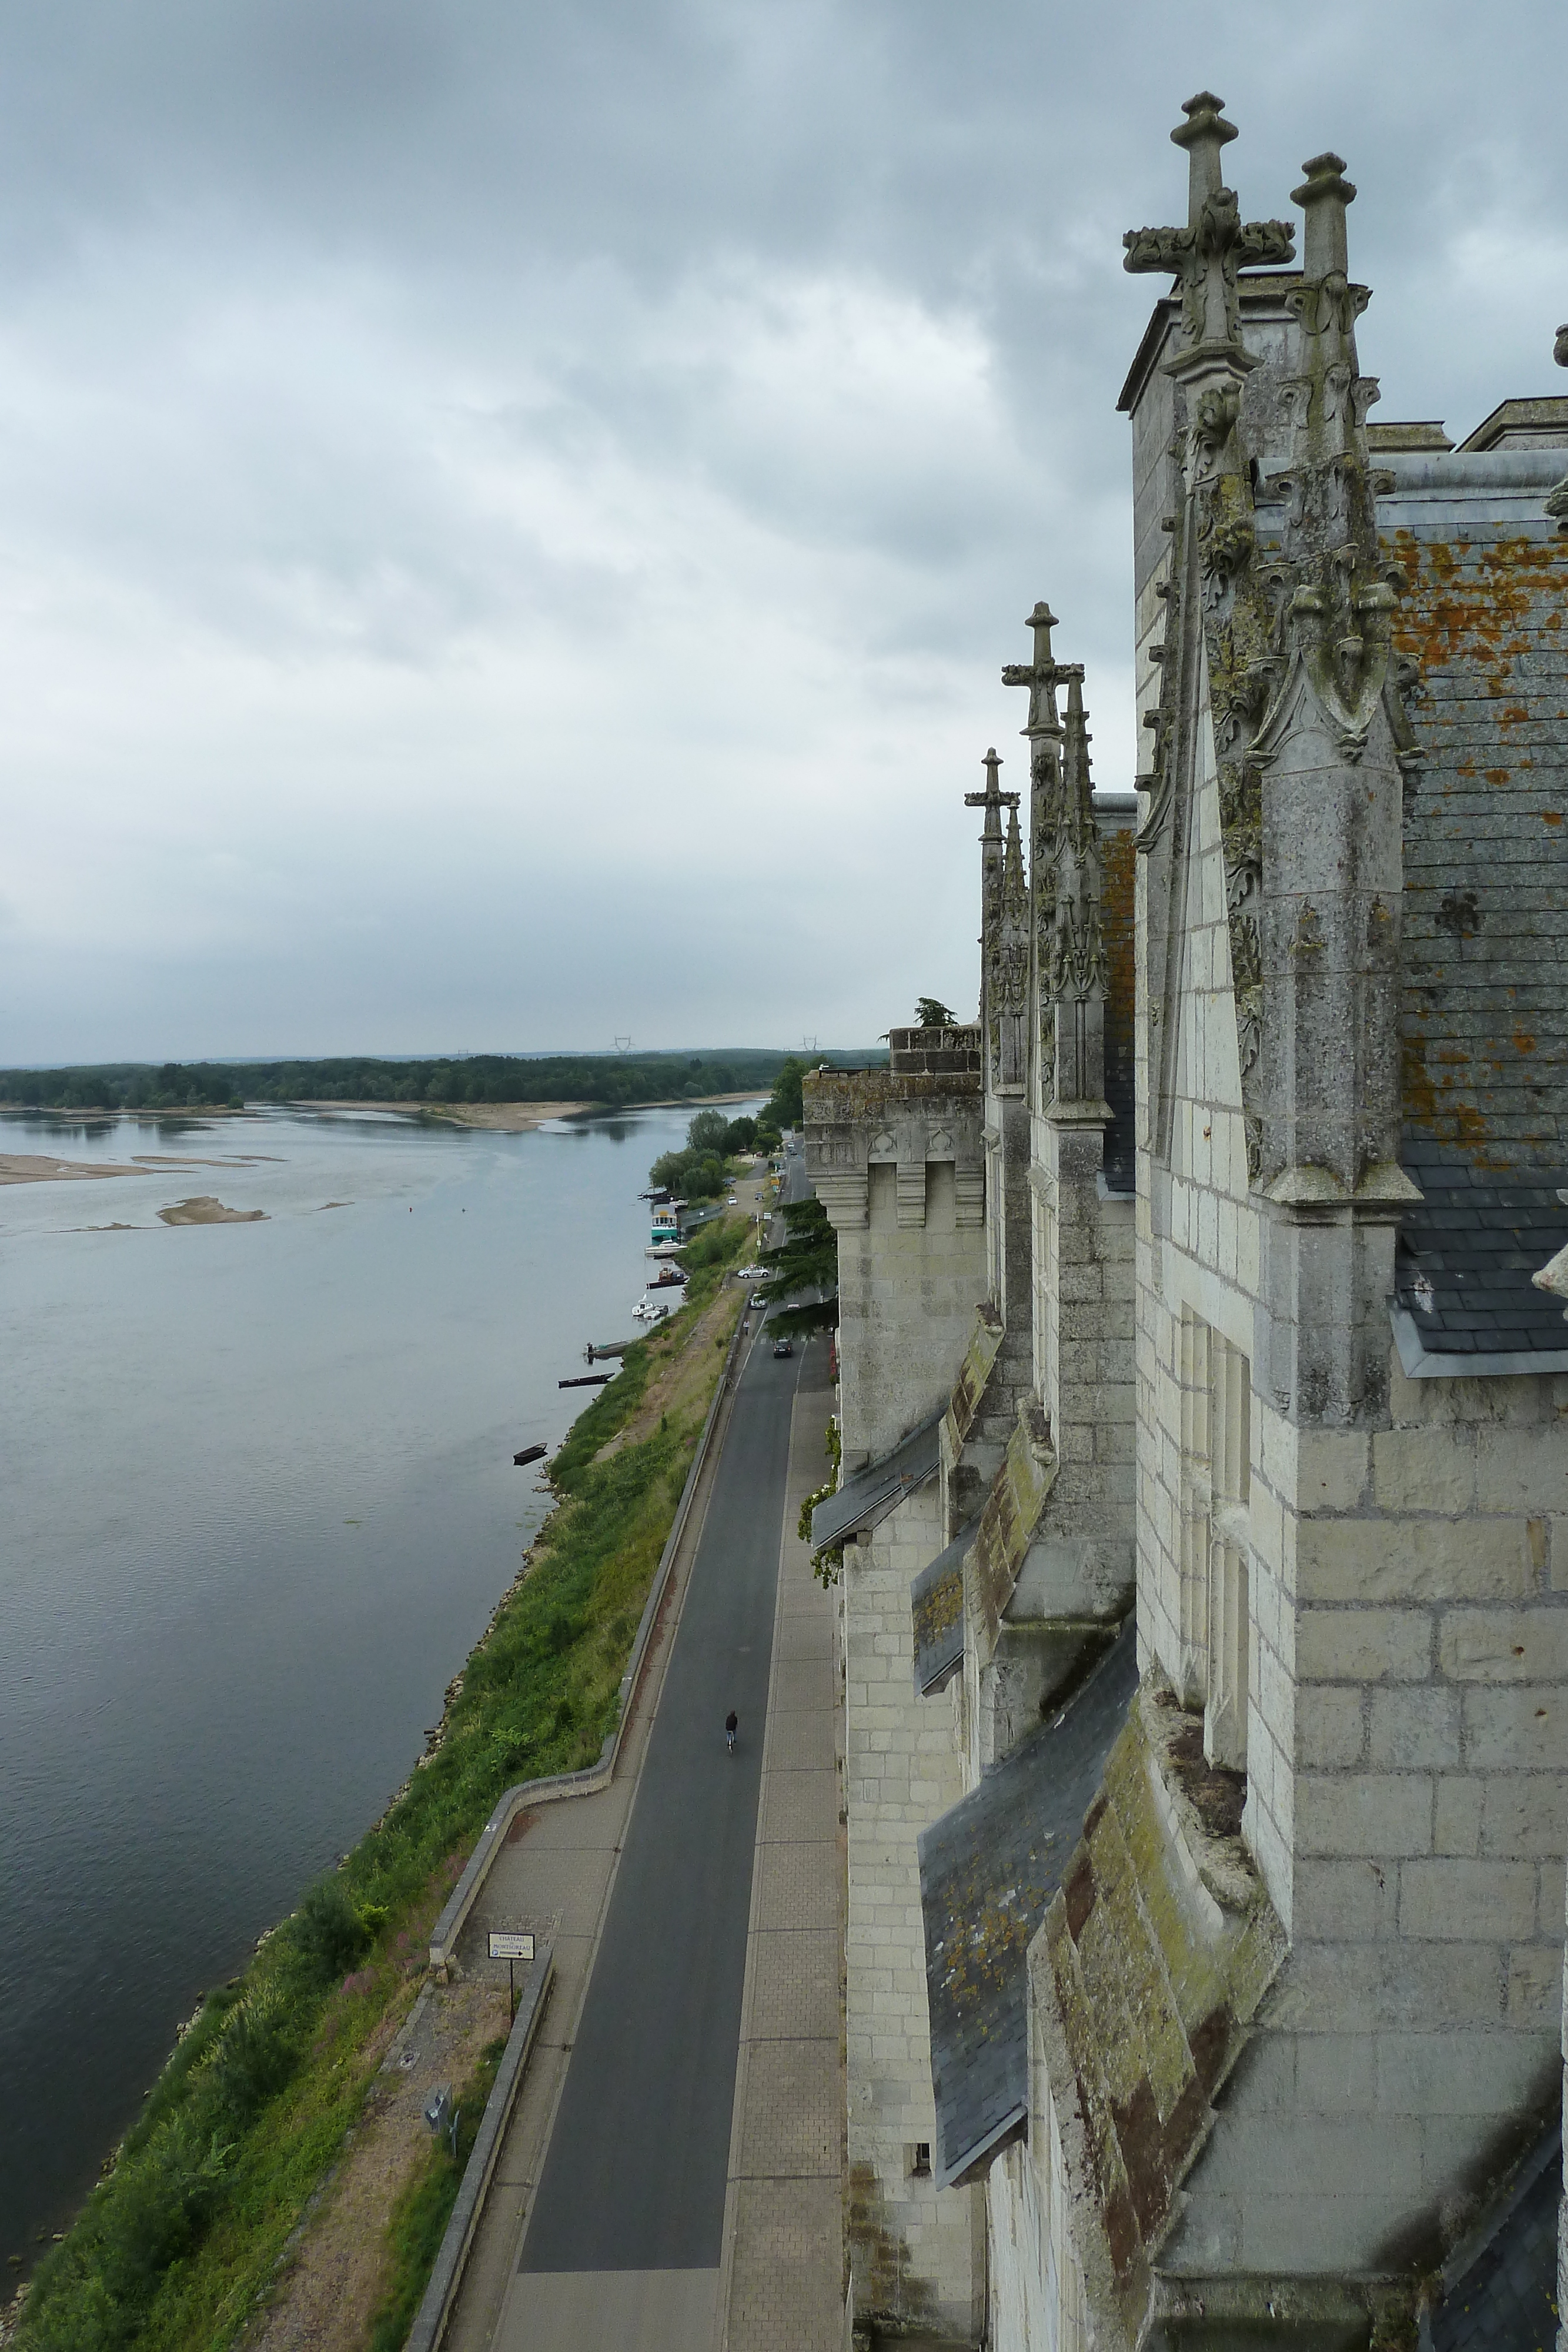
[404,1940,555,2352]
[428,1300,746,1976]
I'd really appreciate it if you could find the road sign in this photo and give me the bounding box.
[489,1931,535,1962]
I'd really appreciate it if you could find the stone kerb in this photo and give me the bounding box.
[429,1305,746,1975]
[405,1941,555,2352]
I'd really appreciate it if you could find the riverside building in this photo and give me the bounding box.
[806,95,1568,2352]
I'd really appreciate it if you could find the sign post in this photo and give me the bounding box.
[488,1930,536,2024]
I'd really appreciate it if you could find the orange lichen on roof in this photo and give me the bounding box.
[1392,512,1567,1172]
[1388,529,1568,697]
[1403,1034,1437,1130]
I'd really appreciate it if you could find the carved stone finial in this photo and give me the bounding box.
[1282,148,1375,469]
[1044,671,1108,1107]
[1549,333,1568,519]
[964,746,1007,838]
[1002,599,1066,738]
[1292,152,1356,280]
[1025,600,1058,673]
[1124,92,1295,377]
[1533,1238,1568,1314]
[1062,673,1095,844]
[1170,91,1237,209]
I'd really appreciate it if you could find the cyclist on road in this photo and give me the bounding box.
[725,1710,738,1755]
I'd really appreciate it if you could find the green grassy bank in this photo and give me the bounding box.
[13,1215,748,2352]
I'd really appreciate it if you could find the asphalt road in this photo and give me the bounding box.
[518,1324,805,2274]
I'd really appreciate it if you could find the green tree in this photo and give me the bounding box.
[915,995,958,1027]
[686,1108,730,1154]
[763,1056,808,1132]
[757,1197,838,1336]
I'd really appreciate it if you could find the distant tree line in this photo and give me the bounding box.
[0,1049,820,1115]
[0,1063,248,1112]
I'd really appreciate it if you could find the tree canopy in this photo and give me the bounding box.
[757,1197,838,1337]
[915,996,959,1027]
[761,1055,808,1133]
[648,1110,758,1202]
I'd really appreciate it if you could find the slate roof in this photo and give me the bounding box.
[1379,443,1568,1372]
[917,1619,1138,2190]
[1423,2126,1560,2352]
[1393,1142,1568,1372]
[911,1520,978,1695]
[811,1409,942,1551]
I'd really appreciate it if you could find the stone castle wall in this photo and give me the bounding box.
[845,1488,983,2340]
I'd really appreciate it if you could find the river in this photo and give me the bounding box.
[0,1100,756,2270]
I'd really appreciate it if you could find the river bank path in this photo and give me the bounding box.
[443,1295,844,2343]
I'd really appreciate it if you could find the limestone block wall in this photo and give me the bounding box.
[1132,646,1568,2274]
[988,1086,1033,1341]
[804,1068,987,1469]
[844,1484,982,2338]
[988,2095,1086,2352]
[1162,1365,1568,2276]
[1025,1113,1136,1626]
[1134,690,1261,1715]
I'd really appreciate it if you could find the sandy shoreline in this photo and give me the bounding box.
[0,1091,770,1181]
[289,1093,763,1130]
[0,1150,275,1188]
[157,1196,266,1226]
[287,1098,597,1131]
[0,1152,141,1185]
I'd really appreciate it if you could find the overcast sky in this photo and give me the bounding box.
[0,2,1562,1063]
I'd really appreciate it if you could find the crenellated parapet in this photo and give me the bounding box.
[804,1047,987,1470]
[804,1054,986,1238]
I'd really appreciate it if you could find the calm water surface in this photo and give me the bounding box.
[0,1102,744,2267]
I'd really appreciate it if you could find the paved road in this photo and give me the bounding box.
[517,1329,804,2278]
[783,1135,810,1208]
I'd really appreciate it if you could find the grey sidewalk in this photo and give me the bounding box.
[440,1318,756,2352]
[438,1301,846,2352]
[716,1358,846,2351]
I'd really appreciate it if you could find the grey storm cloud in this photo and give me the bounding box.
[0,1,1563,1060]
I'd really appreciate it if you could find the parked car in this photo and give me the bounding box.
[750,1292,768,1309]
[773,1337,793,1358]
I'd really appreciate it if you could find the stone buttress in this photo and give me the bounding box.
[805,1037,989,2342]
[993,95,1568,2352]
